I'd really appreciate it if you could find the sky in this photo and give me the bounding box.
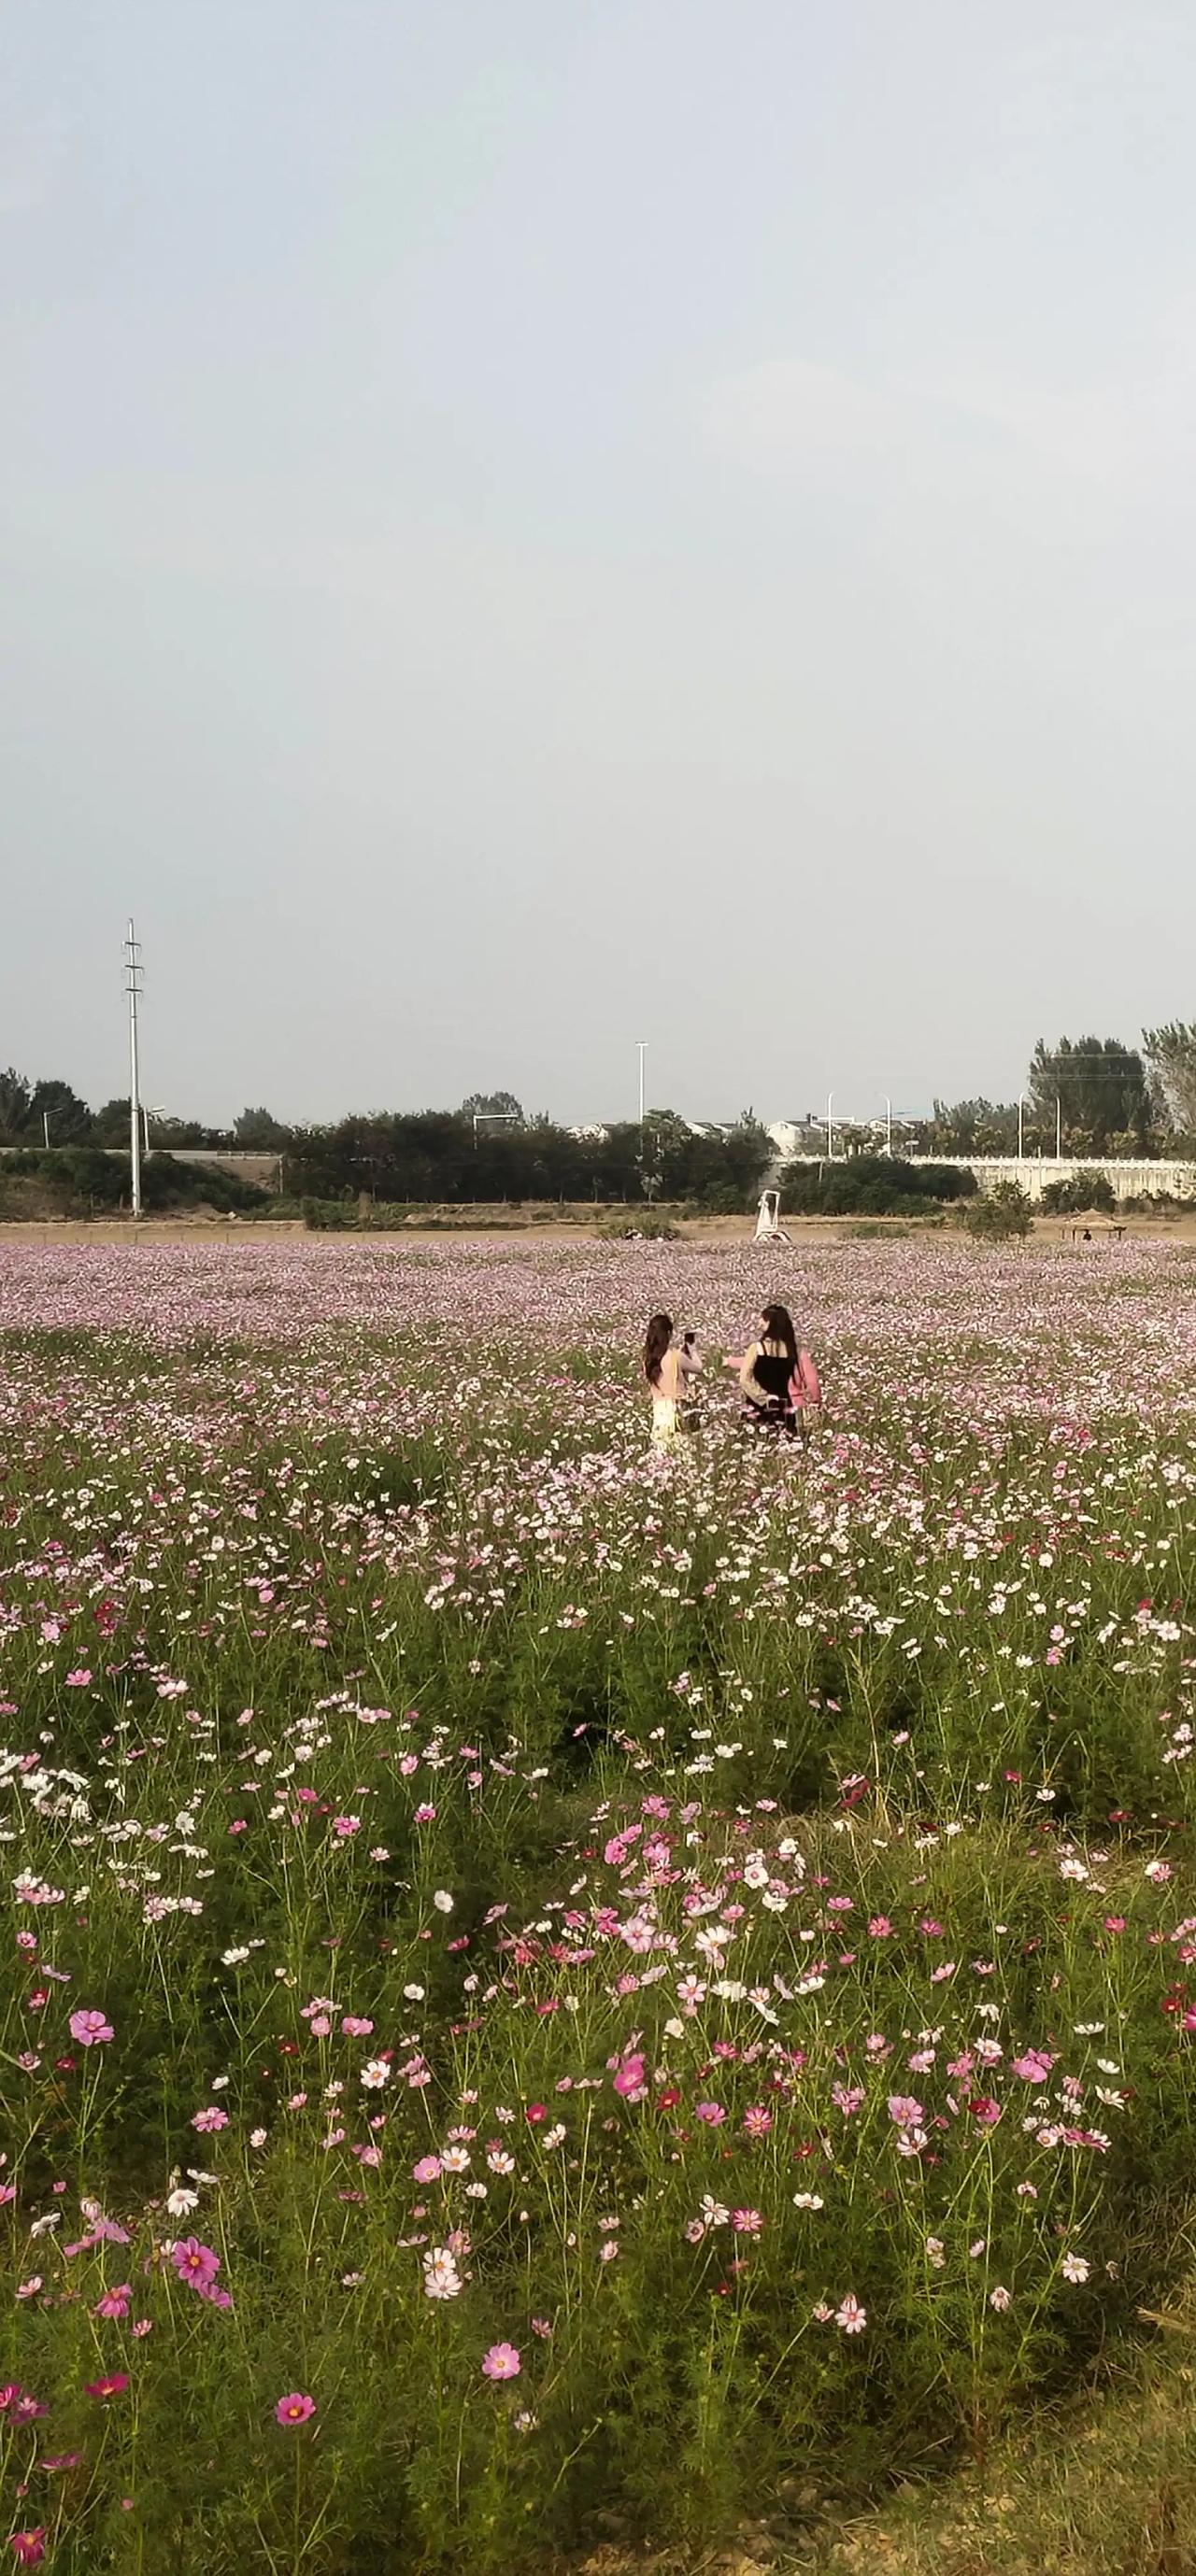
[3,2,1196,1128]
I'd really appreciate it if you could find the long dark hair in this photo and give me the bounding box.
[760,1302,797,1366]
[644,1312,674,1386]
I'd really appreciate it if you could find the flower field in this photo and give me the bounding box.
[3,1236,1196,2573]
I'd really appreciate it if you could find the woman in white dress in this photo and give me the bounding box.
[643,1312,701,1451]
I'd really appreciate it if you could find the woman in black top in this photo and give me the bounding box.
[737,1302,800,1437]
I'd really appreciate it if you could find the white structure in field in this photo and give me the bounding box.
[754,1189,792,1243]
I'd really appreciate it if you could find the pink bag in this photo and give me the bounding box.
[790,1349,822,1409]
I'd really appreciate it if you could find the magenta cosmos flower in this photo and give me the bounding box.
[481,2343,521,2382]
[8,2533,46,2569]
[68,2010,113,2047]
[171,2238,221,2292]
[275,2391,316,2426]
[84,2373,129,2400]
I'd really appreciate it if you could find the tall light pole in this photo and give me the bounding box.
[637,1041,647,1127]
[884,1096,892,1155]
[1056,1097,1062,1159]
[42,1111,51,1149]
[125,920,143,1219]
[826,1091,834,1160]
[1018,1093,1028,1163]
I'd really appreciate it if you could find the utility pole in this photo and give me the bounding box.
[637,1040,647,1127]
[125,919,143,1219]
[1056,1097,1062,1159]
[884,1096,892,1155]
[826,1091,834,1160]
[42,1111,50,1149]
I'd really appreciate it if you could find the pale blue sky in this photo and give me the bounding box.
[3,3,1195,1125]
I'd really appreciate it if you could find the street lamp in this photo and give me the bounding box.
[1018,1094,1029,1161]
[883,1096,892,1155]
[637,1041,647,1127]
[826,1092,834,1160]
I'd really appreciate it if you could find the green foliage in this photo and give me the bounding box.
[1030,1037,1151,1153]
[787,1157,976,1215]
[963,1181,1032,1239]
[26,1075,93,1143]
[290,1108,771,1211]
[1041,1169,1118,1215]
[1143,1020,1196,1138]
[0,1148,265,1216]
[460,1091,524,1121]
[0,1063,33,1141]
[926,1097,1020,1154]
[233,1105,290,1147]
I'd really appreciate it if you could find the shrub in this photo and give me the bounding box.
[1041,1170,1118,1216]
[786,1159,976,1217]
[963,1181,1032,1239]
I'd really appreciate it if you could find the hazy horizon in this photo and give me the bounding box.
[4,3,1195,1127]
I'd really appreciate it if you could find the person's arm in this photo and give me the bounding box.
[737,1342,762,1396]
[680,1341,702,1380]
[797,1349,822,1407]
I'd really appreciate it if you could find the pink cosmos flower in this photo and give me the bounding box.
[191,2107,229,2133]
[93,2285,132,2319]
[341,2017,374,2038]
[693,2102,726,2126]
[835,2295,866,2334]
[612,2054,646,2098]
[968,2096,1003,2128]
[412,2156,442,2183]
[275,2391,316,2425]
[481,2342,521,2381]
[85,2373,130,2399]
[8,2534,46,2568]
[68,2010,113,2047]
[1011,2048,1055,2084]
[887,2095,925,2129]
[171,2239,221,2291]
[867,1917,892,1940]
[731,2208,762,2233]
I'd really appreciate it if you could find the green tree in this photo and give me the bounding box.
[233,1106,290,1147]
[1040,1169,1117,1215]
[460,1091,523,1123]
[1142,1025,1196,1138]
[964,1181,1032,1240]
[1029,1038,1151,1153]
[927,1097,1020,1154]
[27,1078,93,1143]
[0,1067,32,1142]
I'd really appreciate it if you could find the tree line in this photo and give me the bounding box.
[926,1029,1196,1159]
[7,1024,1196,1207]
[0,1073,775,1210]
